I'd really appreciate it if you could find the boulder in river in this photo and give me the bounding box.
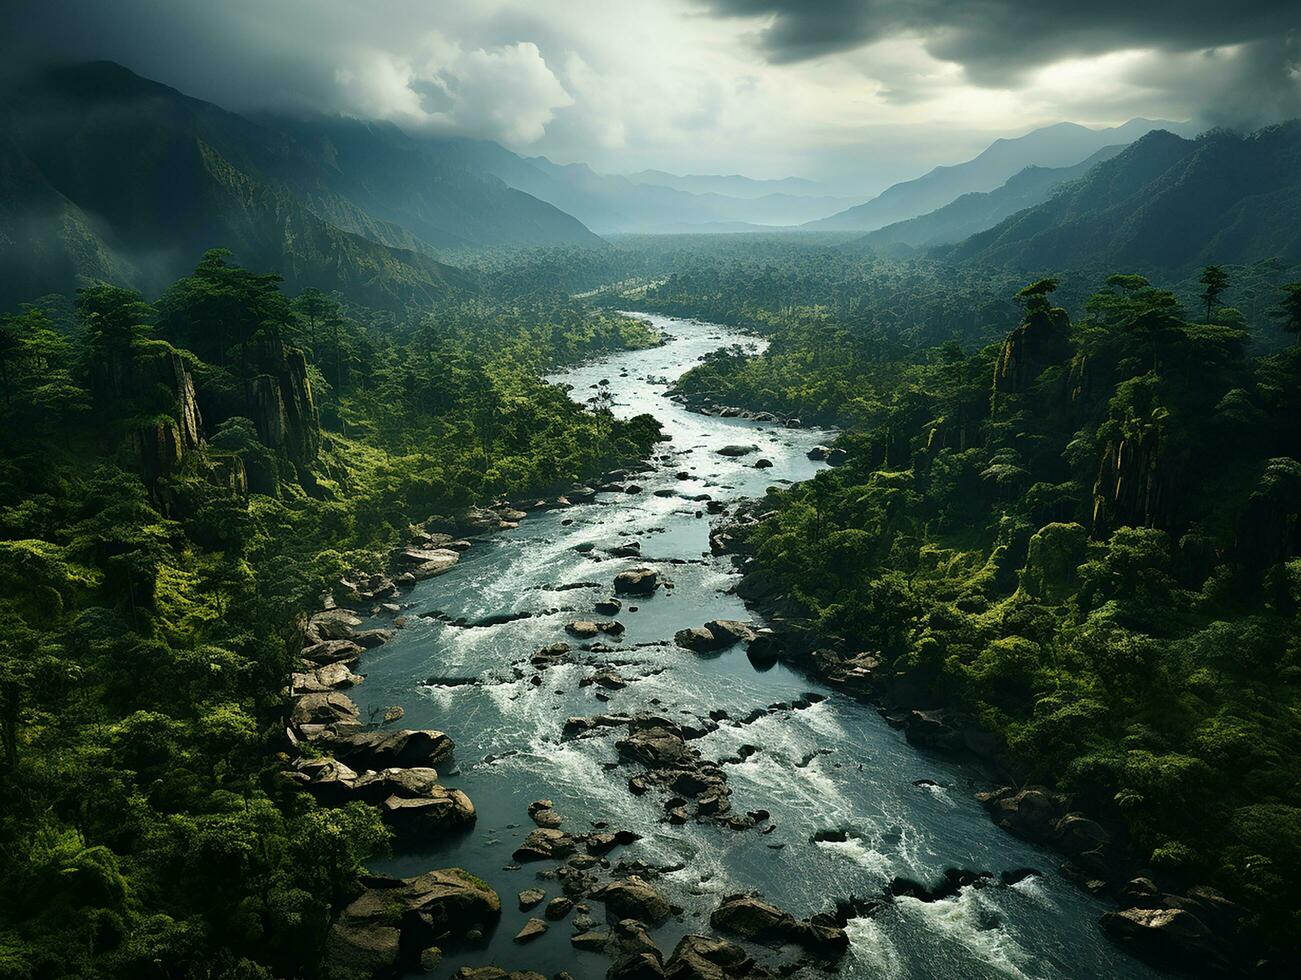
[614,568,660,596]
[664,935,778,980]
[1100,906,1224,972]
[512,828,578,861]
[710,894,848,956]
[327,728,456,770]
[716,444,759,457]
[330,869,499,972]
[591,876,672,924]
[673,620,756,652]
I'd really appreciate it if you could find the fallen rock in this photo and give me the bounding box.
[716,445,759,457]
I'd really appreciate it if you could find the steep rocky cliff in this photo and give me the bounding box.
[243,341,320,468]
[992,307,1071,409]
[95,341,204,481]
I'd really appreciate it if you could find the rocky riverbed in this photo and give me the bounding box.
[297,315,1166,979]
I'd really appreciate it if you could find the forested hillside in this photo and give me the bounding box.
[0,248,662,978]
[807,119,1191,232]
[661,266,1301,967]
[0,63,602,310]
[860,146,1123,251]
[947,124,1301,274]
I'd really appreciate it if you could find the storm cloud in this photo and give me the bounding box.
[705,0,1301,123]
[2,0,1299,188]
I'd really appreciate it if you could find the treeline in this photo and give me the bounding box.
[0,250,661,979]
[677,270,1301,959]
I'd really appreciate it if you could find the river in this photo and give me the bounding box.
[349,314,1158,979]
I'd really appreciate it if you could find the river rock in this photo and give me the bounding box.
[1100,906,1222,972]
[544,896,574,920]
[514,917,548,943]
[300,638,364,666]
[330,869,500,973]
[307,608,363,642]
[290,661,362,694]
[513,828,578,861]
[402,547,462,579]
[571,930,611,951]
[806,446,832,461]
[566,620,600,638]
[327,729,456,770]
[664,935,778,980]
[290,691,361,733]
[710,895,847,956]
[674,620,757,652]
[518,888,545,910]
[716,444,758,457]
[591,877,672,924]
[288,756,360,805]
[978,785,1066,841]
[614,568,660,596]
[595,597,623,615]
[528,799,564,827]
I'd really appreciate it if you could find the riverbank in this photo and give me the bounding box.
[711,492,1252,977]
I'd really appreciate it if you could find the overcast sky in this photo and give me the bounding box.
[5,1,1299,192]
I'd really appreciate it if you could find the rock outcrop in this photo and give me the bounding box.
[328,869,500,974]
[709,894,847,956]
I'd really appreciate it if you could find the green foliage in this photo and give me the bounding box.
[0,250,664,978]
[666,265,1301,956]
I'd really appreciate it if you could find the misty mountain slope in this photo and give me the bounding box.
[807,118,1198,233]
[0,62,605,307]
[625,170,824,199]
[859,144,1125,250]
[0,132,142,301]
[945,123,1301,273]
[269,115,603,249]
[423,137,853,232]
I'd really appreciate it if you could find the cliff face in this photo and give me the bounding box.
[244,342,319,467]
[97,343,204,481]
[992,307,1071,408]
[1091,425,1167,534]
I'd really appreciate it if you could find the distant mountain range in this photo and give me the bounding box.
[860,145,1125,251]
[421,140,854,233]
[943,123,1301,273]
[0,62,598,308]
[808,118,1202,233]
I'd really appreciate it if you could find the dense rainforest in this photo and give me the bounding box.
[2,211,1301,978]
[650,261,1301,963]
[0,248,662,979]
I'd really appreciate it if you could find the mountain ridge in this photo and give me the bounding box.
[806,118,1201,233]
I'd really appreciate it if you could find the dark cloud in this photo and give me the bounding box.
[703,1,1296,69]
[702,0,1300,124]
